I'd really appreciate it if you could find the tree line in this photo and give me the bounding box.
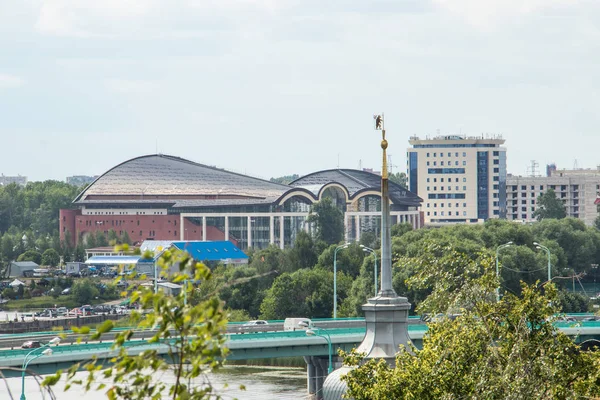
[190,208,600,320]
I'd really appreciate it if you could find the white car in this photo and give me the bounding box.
[238,320,268,333]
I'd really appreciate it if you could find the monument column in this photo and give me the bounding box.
[355,114,412,363]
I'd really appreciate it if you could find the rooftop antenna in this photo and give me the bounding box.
[156,138,159,155]
[527,160,540,177]
[358,159,362,170]
[337,153,340,169]
[574,159,580,170]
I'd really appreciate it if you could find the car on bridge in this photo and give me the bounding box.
[21,341,42,349]
[238,320,269,333]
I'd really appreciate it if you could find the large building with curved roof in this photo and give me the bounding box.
[60,154,423,250]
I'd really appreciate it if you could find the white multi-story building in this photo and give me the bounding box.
[407,135,507,225]
[506,166,600,225]
[0,174,27,186]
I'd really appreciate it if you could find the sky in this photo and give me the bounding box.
[1,0,599,182]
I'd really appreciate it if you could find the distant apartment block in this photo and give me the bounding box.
[506,165,600,226]
[407,134,507,225]
[0,174,27,186]
[66,175,98,186]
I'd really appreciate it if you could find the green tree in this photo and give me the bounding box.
[41,248,60,267]
[557,289,590,313]
[533,188,567,221]
[85,232,97,249]
[95,230,108,247]
[286,231,318,272]
[391,222,412,238]
[108,229,119,244]
[358,231,378,249]
[1,233,16,261]
[307,198,344,245]
[269,174,299,185]
[342,244,600,399]
[260,267,352,319]
[71,278,99,304]
[389,171,407,188]
[44,249,229,399]
[17,249,42,265]
[73,242,86,262]
[121,230,131,245]
[316,242,365,279]
[0,181,80,237]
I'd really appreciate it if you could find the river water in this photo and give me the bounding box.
[2,365,307,399]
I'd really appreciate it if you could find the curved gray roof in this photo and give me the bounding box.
[74,154,291,206]
[290,169,422,206]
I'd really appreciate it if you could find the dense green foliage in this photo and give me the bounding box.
[534,188,567,220]
[342,244,600,399]
[43,249,230,399]
[71,278,100,304]
[307,198,345,245]
[193,218,600,320]
[0,180,82,273]
[388,171,407,188]
[269,174,300,185]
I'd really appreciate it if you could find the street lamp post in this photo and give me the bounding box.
[306,328,333,374]
[333,244,349,319]
[360,245,378,295]
[534,242,552,283]
[21,337,60,400]
[495,242,513,302]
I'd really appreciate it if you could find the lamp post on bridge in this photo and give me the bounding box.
[298,321,333,374]
[360,245,378,295]
[21,337,60,400]
[495,242,513,302]
[534,242,552,283]
[333,243,349,319]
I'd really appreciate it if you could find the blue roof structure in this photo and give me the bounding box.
[172,241,248,263]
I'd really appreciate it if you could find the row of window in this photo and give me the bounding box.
[81,219,177,226]
[428,186,468,191]
[509,184,581,192]
[427,177,466,183]
[427,161,467,167]
[428,194,466,199]
[426,203,468,208]
[426,152,468,157]
[427,211,468,216]
[425,150,501,157]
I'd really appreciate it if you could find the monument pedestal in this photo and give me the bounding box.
[355,293,412,364]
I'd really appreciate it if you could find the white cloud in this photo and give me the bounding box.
[34,0,286,37]
[432,0,586,27]
[0,73,24,88]
[105,79,160,94]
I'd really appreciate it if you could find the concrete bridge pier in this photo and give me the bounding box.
[305,356,336,400]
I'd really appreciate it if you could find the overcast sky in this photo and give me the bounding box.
[1,0,599,182]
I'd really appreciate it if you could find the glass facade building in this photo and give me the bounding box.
[407,135,507,225]
[61,154,423,250]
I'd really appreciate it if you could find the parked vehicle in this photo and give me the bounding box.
[21,341,41,349]
[238,320,269,333]
[68,308,83,316]
[283,318,313,331]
